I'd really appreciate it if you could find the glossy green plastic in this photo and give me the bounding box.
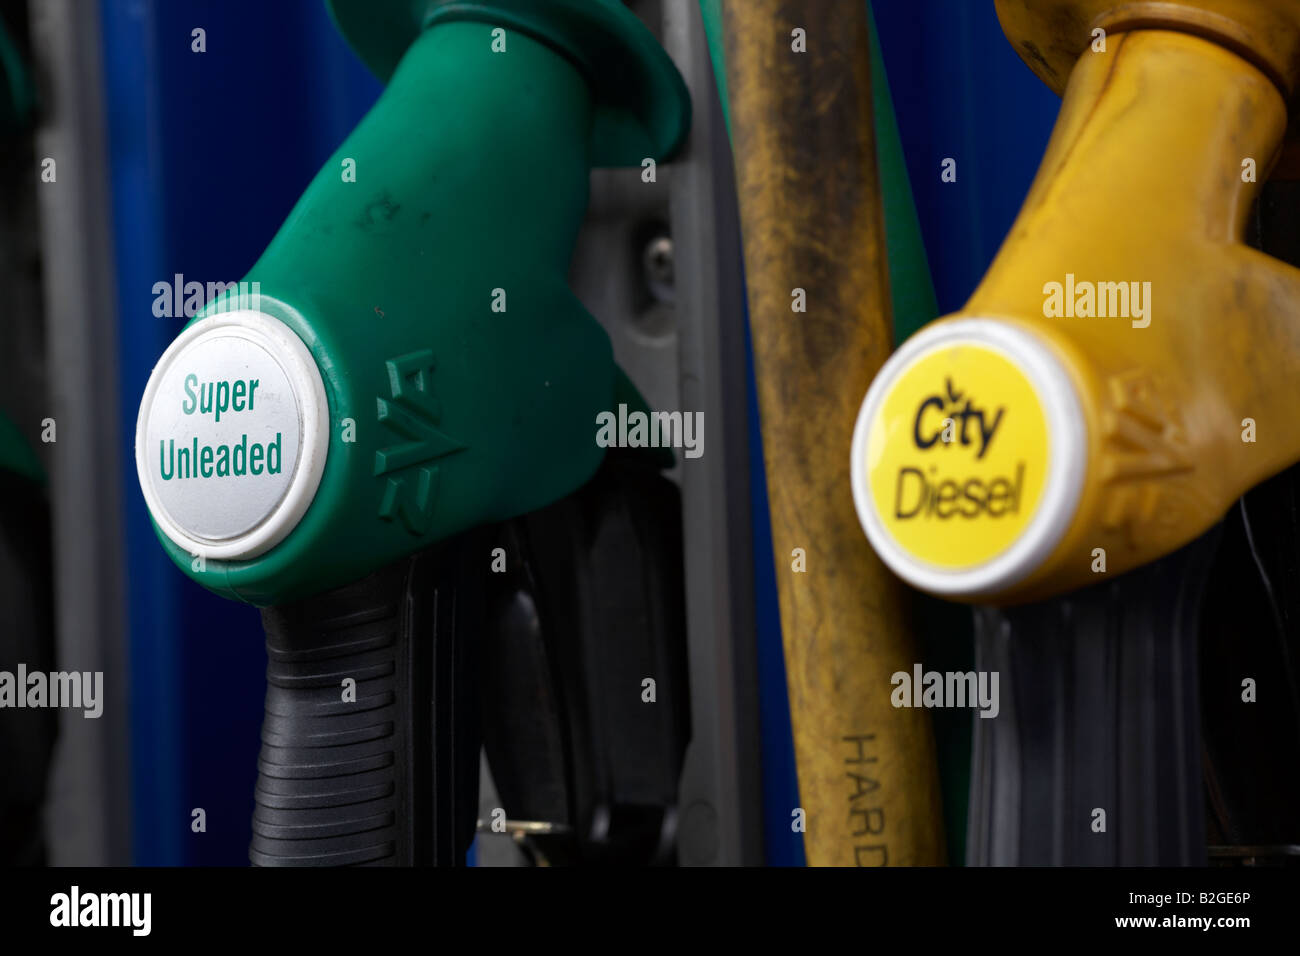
[0,412,43,485]
[150,4,691,605]
[0,19,40,483]
[328,0,691,166]
[0,15,35,135]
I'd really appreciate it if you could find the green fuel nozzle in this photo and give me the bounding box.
[135,0,690,607]
[135,0,690,867]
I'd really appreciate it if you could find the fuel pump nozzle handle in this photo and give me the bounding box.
[134,0,690,865]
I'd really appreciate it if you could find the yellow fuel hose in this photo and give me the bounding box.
[721,0,944,865]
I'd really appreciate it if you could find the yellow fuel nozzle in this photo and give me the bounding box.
[852,1,1300,604]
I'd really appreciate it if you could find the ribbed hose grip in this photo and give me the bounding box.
[967,529,1218,865]
[250,541,481,866]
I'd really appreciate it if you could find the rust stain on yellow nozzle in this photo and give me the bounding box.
[853,17,1300,604]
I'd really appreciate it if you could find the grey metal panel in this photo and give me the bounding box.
[659,0,763,866]
[28,0,131,865]
[564,0,762,866]
[481,0,762,867]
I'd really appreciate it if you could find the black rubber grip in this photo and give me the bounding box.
[967,529,1218,866]
[0,471,56,866]
[250,538,481,866]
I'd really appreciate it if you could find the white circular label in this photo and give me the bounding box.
[136,311,329,560]
[849,318,1087,598]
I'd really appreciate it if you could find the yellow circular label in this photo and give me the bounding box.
[865,343,1050,569]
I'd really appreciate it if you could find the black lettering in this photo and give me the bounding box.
[977,407,1005,459]
[854,845,888,866]
[987,478,1012,516]
[850,806,885,836]
[957,400,975,447]
[847,771,881,800]
[934,480,958,518]
[842,734,876,763]
[913,396,946,449]
[894,468,926,519]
